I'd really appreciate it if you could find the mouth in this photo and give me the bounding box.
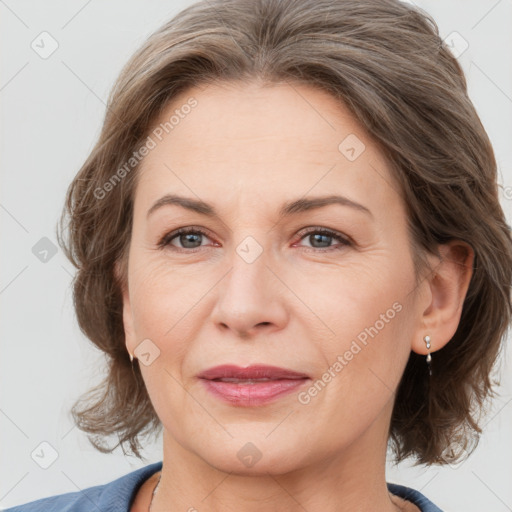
[198,364,310,406]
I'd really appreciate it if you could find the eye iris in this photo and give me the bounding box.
[180,232,202,248]
[310,233,331,248]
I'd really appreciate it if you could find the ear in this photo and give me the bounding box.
[114,259,137,355]
[411,240,474,355]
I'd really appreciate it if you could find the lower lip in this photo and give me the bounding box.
[200,378,309,406]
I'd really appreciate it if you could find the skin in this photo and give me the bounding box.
[119,80,474,512]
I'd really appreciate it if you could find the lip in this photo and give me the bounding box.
[197,364,310,380]
[198,364,310,407]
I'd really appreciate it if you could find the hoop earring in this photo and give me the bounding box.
[424,335,432,376]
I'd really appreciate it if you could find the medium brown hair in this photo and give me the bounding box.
[57,0,512,464]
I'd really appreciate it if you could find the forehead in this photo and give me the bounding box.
[134,80,402,219]
[145,80,369,159]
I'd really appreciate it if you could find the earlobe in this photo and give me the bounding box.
[412,241,474,355]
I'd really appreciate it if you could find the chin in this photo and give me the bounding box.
[193,435,309,476]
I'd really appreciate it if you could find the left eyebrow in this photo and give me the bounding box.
[278,194,373,219]
[146,193,373,220]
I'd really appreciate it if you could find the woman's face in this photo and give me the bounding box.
[120,80,430,473]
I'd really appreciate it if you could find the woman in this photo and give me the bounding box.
[5,0,511,510]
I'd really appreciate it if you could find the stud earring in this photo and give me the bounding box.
[424,335,432,376]
[129,352,134,363]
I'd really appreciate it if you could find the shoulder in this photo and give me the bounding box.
[2,461,163,512]
[387,482,444,512]
[1,487,103,512]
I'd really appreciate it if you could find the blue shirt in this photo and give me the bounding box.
[2,461,443,511]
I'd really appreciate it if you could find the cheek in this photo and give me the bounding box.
[295,286,415,449]
[296,251,416,398]
[130,258,204,324]
[129,264,204,423]
[127,262,208,376]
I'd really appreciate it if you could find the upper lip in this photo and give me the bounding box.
[198,364,310,380]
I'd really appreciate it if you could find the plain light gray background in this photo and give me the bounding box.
[1,1,511,510]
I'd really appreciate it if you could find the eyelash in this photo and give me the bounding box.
[157,226,353,253]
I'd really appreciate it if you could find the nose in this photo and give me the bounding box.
[210,245,289,339]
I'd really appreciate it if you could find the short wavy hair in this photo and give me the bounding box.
[57,0,512,464]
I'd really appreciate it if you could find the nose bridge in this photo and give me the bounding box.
[232,233,270,293]
[211,231,288,337]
